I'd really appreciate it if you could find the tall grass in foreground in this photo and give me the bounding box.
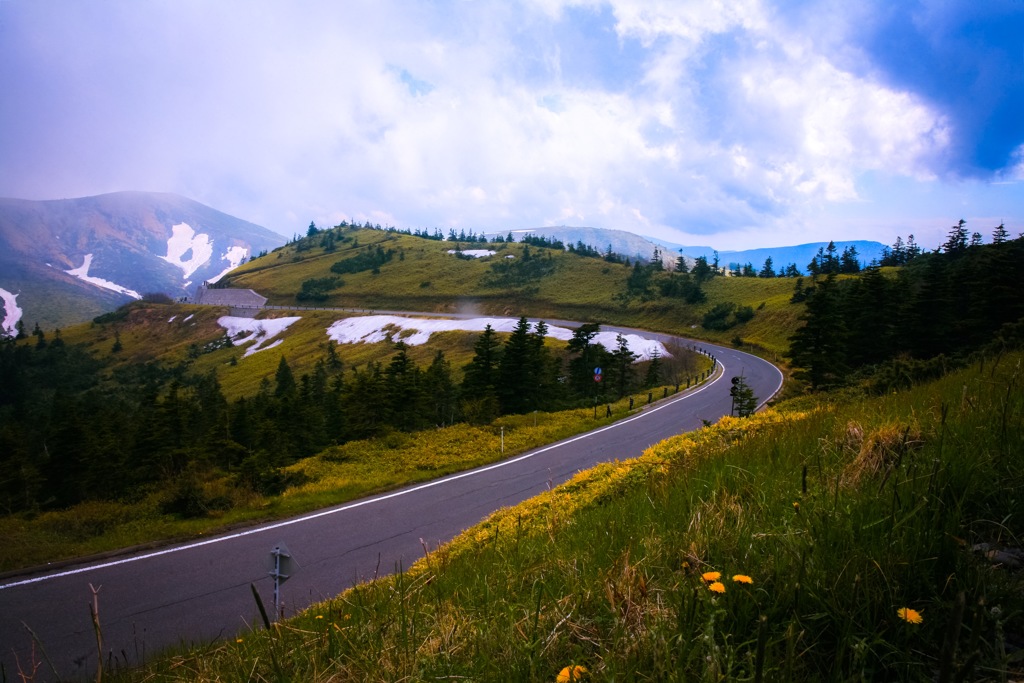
[114,354,1024,681]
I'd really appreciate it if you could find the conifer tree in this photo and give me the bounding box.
[609,334,638,399]
[787,275,848,389]
[274,356,296,398]
[462,325,502,422]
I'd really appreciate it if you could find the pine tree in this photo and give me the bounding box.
[462,325,502,423]
[497,317,536,414]
[943,219,969,254]
[566,323,605,399]
[787,275,848,389]
[608,334,637,399]
[729,375,757,417]
[274,356,296,398]
[992,222,1009,244]
[644,349,662,388]
[383,342,426,430]
[424,350,459,426]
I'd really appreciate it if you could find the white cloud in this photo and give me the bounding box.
[0,0,1014,252]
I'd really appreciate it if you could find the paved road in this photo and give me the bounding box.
[0,323,782,681]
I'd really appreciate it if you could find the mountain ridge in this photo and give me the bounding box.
[0,191,284,330]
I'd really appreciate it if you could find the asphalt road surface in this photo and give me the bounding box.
[0,324,782,681]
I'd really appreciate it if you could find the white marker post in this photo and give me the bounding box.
[268,542,294,620]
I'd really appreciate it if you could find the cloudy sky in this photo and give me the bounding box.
[1,1,1021,250]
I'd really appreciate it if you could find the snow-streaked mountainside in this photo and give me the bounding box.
[0,191,283,330]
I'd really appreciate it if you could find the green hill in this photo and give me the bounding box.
[224,225,802,356]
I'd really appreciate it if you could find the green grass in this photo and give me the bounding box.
[108,352,1024,681]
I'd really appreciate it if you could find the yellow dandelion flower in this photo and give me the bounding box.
[236,638,244,643]
[556,664,588,682]
[708,581,726,594]
[732,574,754,584]
[897,607,923,624]
[793,501,800,512]
[701,571,721,582]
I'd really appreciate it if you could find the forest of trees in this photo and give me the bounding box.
[787,225,1024,390]
[0,318,694,516]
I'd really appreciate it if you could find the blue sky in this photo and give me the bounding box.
[0,0,1021,250]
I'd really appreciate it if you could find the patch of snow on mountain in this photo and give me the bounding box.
[326,315,669,361]
[65,254,142,299]
[207,245,249,284]
[447,249,495,258]
[1,288,23,337]
[162,222,214,279]
[218,315,301,357]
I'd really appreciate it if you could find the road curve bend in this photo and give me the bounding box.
[0,321,782,680]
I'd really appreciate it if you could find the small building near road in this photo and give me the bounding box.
[193,284,267,309]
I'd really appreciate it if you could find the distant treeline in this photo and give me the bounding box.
[0,318,697,516]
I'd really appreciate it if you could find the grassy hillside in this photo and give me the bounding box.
[113,351,1024,682]
[226,226,803,356]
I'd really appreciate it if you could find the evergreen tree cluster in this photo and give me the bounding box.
[0,318,690,516]
[330,245,396,275]
[788,231,1024,390]
[481,245,558,288]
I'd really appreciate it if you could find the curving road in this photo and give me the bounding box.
[0,320,782,681]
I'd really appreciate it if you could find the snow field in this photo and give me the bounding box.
[447,249,496,258]
[325,315,670,361]
[217,314,669,362]
[0,288,23,337]
[218,316,302,357]
[162,223,214,279]
[65,254,142,299]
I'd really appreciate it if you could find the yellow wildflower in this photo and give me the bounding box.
[897,607,923,624]
[732,574,753,584]
[708,581,726,594]
[315,615,324,620]
[236,638,243,643]
[701,571,721,582]
[556,664,588,682]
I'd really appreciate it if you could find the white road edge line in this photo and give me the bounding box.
[2,344,778,591]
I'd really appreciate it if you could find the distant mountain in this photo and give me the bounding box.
[0,191,284,331]
[649,239,888,273]
[482,226,682,268]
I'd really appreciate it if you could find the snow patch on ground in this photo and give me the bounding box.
[65,254,142,299]
[218,315,301,357]
[207,245,249,284]
[1,288,23,337]
[325,315,669,361]
[162,222,214,279]
[448,249,496,258]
